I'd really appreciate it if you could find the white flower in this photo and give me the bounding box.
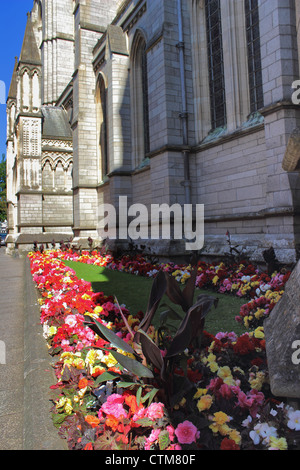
[249,424,261,445]
[249,422,278,446]
[259,423,278,444]
[242,415,252,428]
[287,409,300,431]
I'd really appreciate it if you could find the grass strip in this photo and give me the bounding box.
[63,259,247,336]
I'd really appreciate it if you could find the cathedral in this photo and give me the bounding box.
[6,0,300,264]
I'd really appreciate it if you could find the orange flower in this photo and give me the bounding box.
[85,415,100,428]
[105,414,119,432]
[78,378,88,389]
[124,394,143,415]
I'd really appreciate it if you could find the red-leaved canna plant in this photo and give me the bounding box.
[85,259,218,408]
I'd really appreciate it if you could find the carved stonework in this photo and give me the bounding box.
[42,139,73,151]
[23,118,41,157]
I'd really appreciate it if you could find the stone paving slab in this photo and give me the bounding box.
[0,249,67,450]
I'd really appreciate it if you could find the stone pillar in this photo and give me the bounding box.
[259,0,300,263]
[72,1,119,243]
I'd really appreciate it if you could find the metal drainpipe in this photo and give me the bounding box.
[176,0,191,205]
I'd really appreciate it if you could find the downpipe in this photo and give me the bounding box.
[177,0,191,206]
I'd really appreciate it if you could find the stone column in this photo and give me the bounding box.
[259,0,300,263]
[72,1,119,244]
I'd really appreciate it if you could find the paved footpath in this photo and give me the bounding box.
[0,248,67,450]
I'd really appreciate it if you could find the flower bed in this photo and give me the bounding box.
[53,249,291,330]
[28,250,299,450]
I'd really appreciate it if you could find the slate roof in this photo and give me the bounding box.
[42,107,72,140]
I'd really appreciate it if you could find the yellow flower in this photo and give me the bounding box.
[81,293,91,300]
[217,366,235,386]
[229,429,241,445]
[48,326,57,337]
[249,371,265,391]
[233,366,244,375]
[212,275,219,285]
[127,315,139,327]
[254,308,265,320]
[101,352,118,368]
[85,349,103,367]
[73,357,85,369]
[193,388,208,399]
[94,305,104,315]
[207,353,217,363]
[254,327,265,339]
[55,397,73,415]
[209,361,219,373]
[64,398,73,415]
[218,424,231,436]
[214,411,231,426]
[268,436,288,450]
[197,394,213,412]
[209,412,233,437]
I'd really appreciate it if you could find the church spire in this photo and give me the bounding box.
[19,12,41,66]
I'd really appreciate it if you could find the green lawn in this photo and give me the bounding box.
[63,260,247,336]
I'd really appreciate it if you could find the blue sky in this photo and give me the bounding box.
[0,0,34,158]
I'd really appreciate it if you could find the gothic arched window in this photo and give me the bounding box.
[96,74,108,180]
[245,0,264,113]
[205,0,227,130]
[131,31,150,167]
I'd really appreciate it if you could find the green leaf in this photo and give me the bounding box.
[94,371,121,385]
[117,381,137,389]
[140,387,159,406]
[109,350,154,379]
[136,386,142,406]
[135,418,155,427]
[92,319,136,355]
[52,412,67,428]
[159,430,171,450]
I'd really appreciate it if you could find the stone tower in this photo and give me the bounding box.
[40,0,75,105]
[6,4,74,252]
[7,12,43,238]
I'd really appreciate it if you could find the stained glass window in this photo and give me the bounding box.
[205,0,227,130]
[245,0,264,112]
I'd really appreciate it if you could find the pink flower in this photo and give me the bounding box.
[145,402,165,421]
[144,429,161,450]
[167,425,175,442]
[132,407,146,422]
[175,420,199,444]
[101,394,128,419]
[219,383,233,399]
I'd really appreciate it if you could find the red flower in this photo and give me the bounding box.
[220,438,240,450]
